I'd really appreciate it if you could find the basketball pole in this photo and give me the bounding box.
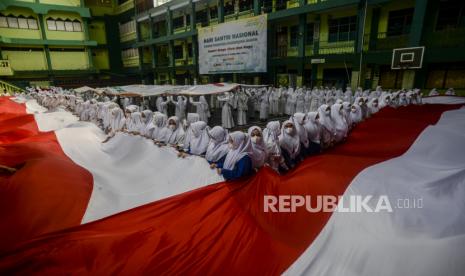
[357,0,368,89]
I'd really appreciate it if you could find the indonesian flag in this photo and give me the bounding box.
[0,96,464,275]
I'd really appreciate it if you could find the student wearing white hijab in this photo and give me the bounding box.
[331,103,349,143]
[259,90,270,121]
[279,120,301,170]
[354,97,368,119]
[156,96,169,116]
[292,112,310,157]
[107,108,126,136]
[189,95,210,123]
[342,102,352,129]
[350,103,363,125]
[183,113,200,146]
[169,95,187,121]
[428,88,439,96]
[182,121,210,156]
[318,104,335,149]
[151,113,169,142]
[304,111,322,155]
[248,126,268,169]
[445,88,456,95]
[217,92,235,129]
[206,126,229,169]
[367,98,380,115]
[398,92,408,106]
[378,93,391,109]
[140,110,153,136]
[126,112,145,134]
[218,131,254,181]
[165,116,185,145]
[236,91,248,126]
[263,121,288,173]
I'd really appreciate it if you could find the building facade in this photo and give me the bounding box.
[134,0,465,90]
[1,0,464,90]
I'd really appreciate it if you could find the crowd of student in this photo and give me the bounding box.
[21,85,425,181]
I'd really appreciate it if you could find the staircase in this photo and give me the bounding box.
[0,80,24,95]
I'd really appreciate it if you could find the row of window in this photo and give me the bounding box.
[0,15,38,30]
[119,20,136,36]
[46,18,82,32]
[122,48,139,59]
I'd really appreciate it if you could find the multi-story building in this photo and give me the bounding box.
[133,0,465,90]
[1,0,464,91]
[0,0,139,88]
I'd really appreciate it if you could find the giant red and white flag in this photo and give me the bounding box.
[0,96,464,275]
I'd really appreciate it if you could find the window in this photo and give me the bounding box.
[65,19,74,32]
[0,15,7,28]
[173,16,184,29]
[224,1,235,16]
[328,16,357,42]
[306,23,315,44]
[47,19,57,30]
[436,0,465,30]
[187,43,193,57]
[209,6,218,19]
[239,0,252,12]
[387,8,413,36]
[18,16,28,29]
[7,16,19,28]
[56,19,65,31]
[196,10,208,26]
[174,45,183,59]
[73,20,82,32]
[290,25,298,47]
[27,17,38,30]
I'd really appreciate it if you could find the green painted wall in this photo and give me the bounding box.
[0,7,42,39]
[50,50,89,70]
[88,20,107,44]
[3,49,48,70]
[92,48,109,69]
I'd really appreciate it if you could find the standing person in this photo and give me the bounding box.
[295,88,306,113]
[248,126,268,169]
[236,91,248,126]
[165,116,185,146]
[292,112,310,157]
[169,95,187,121]
[270,87,281,115]
[218,131,254,181]
[279,120,301,170]
[189,95,210,123]
[181,121,210,157]
[304,111,322,155]
[318,104,335,149]
[156,95,169,116]
[206,126,230,169]
[126,112,145,135]
[217,92,235,129]
[331,104,349,143]
[263,121,288,173]
[285,88,296,115]
[350,103,363,125]
[140,109,154,137]
[259,89,270,121]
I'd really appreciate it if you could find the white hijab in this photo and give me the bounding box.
[165,116,185,145]
[151,113,168,141]
[127,112,144,133]
[331,104,349,141]
[279,120,301,159]
[263,121,281,155]
[292,112,309,147]
[367,98,380,114]
[110,108,126,132]
[318,104,335,134]
[223,131,253,170]
[188,121,210,155]
[248,126,267,169]
[304,112,321,144]
[342,102,352,127]
[206,126,229,163]
[350,104,363,124]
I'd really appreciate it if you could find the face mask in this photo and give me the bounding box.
[251,136,261,144]
[285,127,293,134]
[169,125,176,130]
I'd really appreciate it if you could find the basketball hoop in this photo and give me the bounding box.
[391,47,425,70]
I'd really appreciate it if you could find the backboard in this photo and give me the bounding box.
[391,46,425,70]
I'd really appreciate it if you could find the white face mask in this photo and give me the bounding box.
[251,136,261,144]
[285,127,293,134]
[169,125,176,130]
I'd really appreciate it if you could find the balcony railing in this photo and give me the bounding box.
[371,32,409,51]
[426,28,465,49]
[318,39,355,55]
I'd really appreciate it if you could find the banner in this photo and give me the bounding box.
[198,14,267,74]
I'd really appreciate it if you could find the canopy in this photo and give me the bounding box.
[100,83,242,97]
[73,86,97,94]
